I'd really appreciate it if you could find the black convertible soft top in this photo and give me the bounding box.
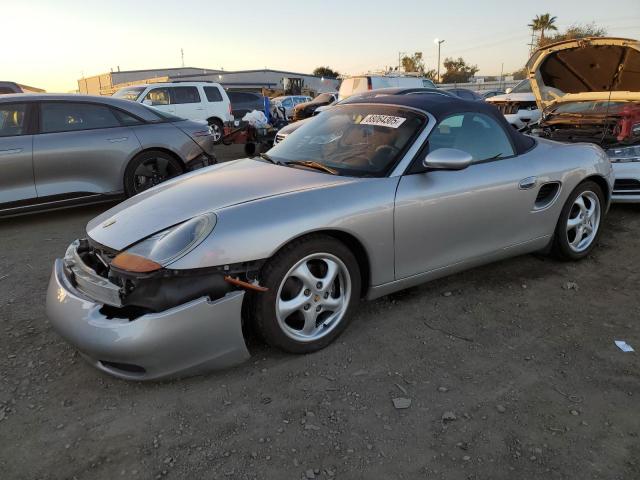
[347,93,536,155]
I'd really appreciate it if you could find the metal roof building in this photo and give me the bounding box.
[78,67,339,96]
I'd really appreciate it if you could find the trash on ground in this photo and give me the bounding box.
[614,340,634,352]
[392,397,411,409]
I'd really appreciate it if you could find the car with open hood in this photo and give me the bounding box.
[525,37,640,202]
[485,79,541,129]
[46,94,613,380]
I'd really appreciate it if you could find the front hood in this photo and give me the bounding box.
[527,37,640,110]
[87,159,352,250]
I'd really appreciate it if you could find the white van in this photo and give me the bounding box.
[114,82,233,141]
[338,75,437,100]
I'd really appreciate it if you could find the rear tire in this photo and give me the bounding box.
[552,180,604,261]
[250,235,361,354]
[124,150,183,197]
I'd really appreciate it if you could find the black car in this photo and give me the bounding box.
[227,91,266,119]
[0,82,29,95]
[444,88,484,101]
[293,92,338,121]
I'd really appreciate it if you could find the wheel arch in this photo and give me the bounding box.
[206,116,224,126]
[583,174,610,206]
[269,229,372,298]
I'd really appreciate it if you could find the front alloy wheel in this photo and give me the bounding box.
[276,253,351,343]
[250,235,361,354]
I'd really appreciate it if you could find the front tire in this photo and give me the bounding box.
[552,180,604,260]
[250,235,361,354]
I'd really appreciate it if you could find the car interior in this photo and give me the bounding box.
[428,112,515,161]
[0,105,26,136]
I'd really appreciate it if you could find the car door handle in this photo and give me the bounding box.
[519,176,537,189]
[0,148,22,155]
[195,108,204,110]
[107,137,128,143]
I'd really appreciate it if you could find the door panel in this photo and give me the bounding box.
[0,135,36,204]
[33,127,140,197]
[394,157,540,279]
[171,86,204,121]
[0,102,36,204]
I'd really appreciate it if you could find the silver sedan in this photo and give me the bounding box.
[0,94,216,217]
[46,94,613,380]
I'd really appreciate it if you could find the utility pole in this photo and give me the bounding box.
[500,62,504,91]
[528,28,536,55]
[434,39,445,83]
[181,48,185,68]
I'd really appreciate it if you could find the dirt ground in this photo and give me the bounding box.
[1,145,639,480]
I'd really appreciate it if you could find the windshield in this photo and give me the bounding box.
[511,79,532,93]
[267,104,425,177]
[113,87,146,101]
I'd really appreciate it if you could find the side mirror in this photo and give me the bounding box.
[505,87,513,94]
[142,99,153,106]
[423,148,473,171]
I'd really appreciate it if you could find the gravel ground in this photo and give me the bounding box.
[1,145,639,479]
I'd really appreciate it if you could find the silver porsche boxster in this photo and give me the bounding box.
[46,94,614,380]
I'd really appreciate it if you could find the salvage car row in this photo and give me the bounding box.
[1,37,638,380]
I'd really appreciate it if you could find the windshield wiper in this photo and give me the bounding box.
[259,153,283,165]
[286,160,338,175]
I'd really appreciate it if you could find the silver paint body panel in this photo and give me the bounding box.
[46,260,250,380]
[0,94,214,213]
[88,138,612,290]
[48,103,613,379]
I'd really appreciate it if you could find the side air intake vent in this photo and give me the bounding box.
[535,182,560,209]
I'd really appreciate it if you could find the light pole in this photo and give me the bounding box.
[434,38,445,83]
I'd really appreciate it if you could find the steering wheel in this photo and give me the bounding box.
[369,145,400,168]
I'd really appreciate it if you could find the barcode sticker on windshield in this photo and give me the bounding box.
[360,114,406,128]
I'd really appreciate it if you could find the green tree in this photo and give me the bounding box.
[528,13,558,43]
[423,69,437,81]
[312,66,340,79]
[401,52,425,74]
[511,67,528,80]
[441,57,479,83]
[538,23,607,48]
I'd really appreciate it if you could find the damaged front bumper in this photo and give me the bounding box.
[46,246,251,380]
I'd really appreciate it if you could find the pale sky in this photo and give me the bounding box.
[4,0,639,92]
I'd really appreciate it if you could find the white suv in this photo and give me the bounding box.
[114,82,233,141]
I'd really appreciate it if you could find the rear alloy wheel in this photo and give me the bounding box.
[124,151,182,197]
[251,235,361,354]
[552,181,604,260]
[208,119,224,144]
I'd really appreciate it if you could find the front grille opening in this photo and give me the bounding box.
[614,179,640,191]
[535,182,560,209]
[100,360,146,374]
[99,304,152,321]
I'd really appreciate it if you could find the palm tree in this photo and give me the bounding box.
[528,13,558,43]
